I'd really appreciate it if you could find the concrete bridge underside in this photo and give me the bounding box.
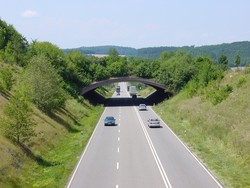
[80,77,173,106]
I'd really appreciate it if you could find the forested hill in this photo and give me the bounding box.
[137,41,250,66]
[63,45,137,55]
[63,41,250,66]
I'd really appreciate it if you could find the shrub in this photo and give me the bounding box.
[0,66,14,93]
[237,76,247,88]
[205,83,233,105]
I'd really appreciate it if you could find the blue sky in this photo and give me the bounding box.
[0,0,249,49]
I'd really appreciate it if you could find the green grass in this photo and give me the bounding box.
[0,95,104,187]
[154,69,250,188]
[137,86,155,98]
[23,105,103,187]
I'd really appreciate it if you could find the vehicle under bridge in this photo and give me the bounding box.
[80,77,174,106]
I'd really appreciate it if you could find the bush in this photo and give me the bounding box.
[205,83,233,105]
[0,65,14,93]
[237,76,247,88]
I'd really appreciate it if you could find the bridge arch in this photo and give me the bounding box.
[80,77,169,95]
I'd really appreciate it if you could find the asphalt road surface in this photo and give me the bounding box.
[66,83,223,188]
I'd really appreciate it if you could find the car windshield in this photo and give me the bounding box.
[149,119,159,121]
[106,116,114,120]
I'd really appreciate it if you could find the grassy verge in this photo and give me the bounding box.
[137,86,155,98]
[0,96,104,187]
[153,70,250,188]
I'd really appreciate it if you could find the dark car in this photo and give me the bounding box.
[104,116,116,126]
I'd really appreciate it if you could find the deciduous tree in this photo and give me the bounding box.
[23,55,67,112]
[2,84,35,144]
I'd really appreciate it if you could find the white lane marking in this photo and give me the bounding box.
[118,129,120,133]
[117,162,119,170]
[116,184,119,188]
[66,108,108,188]
[149,107,224,188]
[118,137,120,141]
[117,147,120,153]
[134,106,172,188]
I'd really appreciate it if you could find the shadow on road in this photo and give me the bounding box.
[83,90,173,107]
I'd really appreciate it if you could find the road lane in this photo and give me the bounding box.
[67,107,119,188]
[137,106,223,188]
[67,82,223,188]
[67,83,167,188]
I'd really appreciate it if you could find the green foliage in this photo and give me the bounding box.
[108,61,128,77]
[185,56,224,97]
[64,51,92,94]
[2,84,35,144]
[28,41,66,75]
[204,83,233,105]
[108,48,119,58]
[22,55,67,112]
[65,42,250,66]
[64,45,137,56]
[0,22,8,49]
[184,55,232,105]
[235,54,241,67]
[218,54,229,70]
[135,60,160,78]
[237,76,247,88]
[0,64,14,93]
[156,52,195,92]
[94,64,109,81]
[0,19,28,65]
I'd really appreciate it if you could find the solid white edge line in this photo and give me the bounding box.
[149,106,224,188]
[134,106,172,188]
[66,108,107,188]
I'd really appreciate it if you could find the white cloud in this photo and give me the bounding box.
[21,10,39,18]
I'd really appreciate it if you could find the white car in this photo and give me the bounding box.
[138,104,147,111]
[147,118,160,128]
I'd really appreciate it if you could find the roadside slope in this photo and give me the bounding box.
[0,94,103,187]
[154,69,250,188]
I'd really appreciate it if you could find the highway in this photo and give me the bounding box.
[66,82,223,188]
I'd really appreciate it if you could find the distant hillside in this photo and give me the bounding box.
[63,45,137,56]
[63,41,250,66]
[137,41,250,66]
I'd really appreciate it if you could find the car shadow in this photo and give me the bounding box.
[148,126,163,129]
[104,124,118,127]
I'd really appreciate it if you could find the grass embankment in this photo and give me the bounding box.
[138,86,155,98]
[0,95,104,187]
[154,69,250,188]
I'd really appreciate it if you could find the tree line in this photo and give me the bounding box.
[0,18,235,146]
[64,42,250,67]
